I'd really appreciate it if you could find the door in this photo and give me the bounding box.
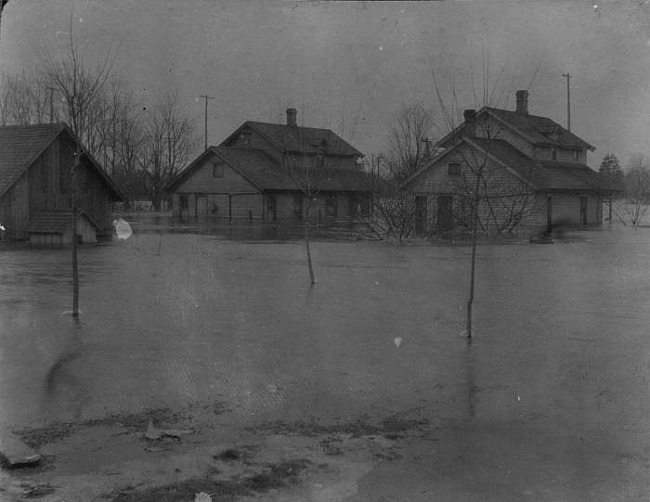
[415,196,427,235]
[580,196,588,226]
[437,196,453,231]
[293,193,303,220]
[326,194,337,218]
[266,194,277,221]
[195,194,208,218]
[179,194,190,219]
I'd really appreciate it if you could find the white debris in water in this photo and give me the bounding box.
[195,492,212,502]
[112,218,133,240]
[0,223,5,231]
[394,337,403,348]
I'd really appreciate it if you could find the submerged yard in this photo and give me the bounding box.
[1,221,649,500]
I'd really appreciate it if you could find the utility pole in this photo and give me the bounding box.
[199,94,215,151]
[71,147,80,317]
[562,73,571,132]
[49,86,54,124]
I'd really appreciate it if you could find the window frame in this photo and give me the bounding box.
[447,162,461,176]
[212,162,225,178]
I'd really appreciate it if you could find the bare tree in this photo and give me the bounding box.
[139,90,199,210]
[431,67,520,339]
[367,188,417,241]
[384,103,437,181]
[283,143,333,286]
[616,154,650,228]
[0,73,52,125]
[33,29,117,140]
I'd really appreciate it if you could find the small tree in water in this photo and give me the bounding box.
[283,142,336,286]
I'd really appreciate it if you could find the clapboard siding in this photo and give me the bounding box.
[175,156,258,194]
[550,193,601,225]
[409,144,547,235]
[0,173,29,240]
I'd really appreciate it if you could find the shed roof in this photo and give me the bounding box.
[0,123,63,197]
[0,123,124,200]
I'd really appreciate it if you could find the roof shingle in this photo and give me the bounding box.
[0,123,64,196]
[229,121,363,157]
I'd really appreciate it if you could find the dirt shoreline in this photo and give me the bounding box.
[1,402,430,501]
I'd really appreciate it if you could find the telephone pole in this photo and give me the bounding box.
[49,86,55,124]
[199,94,215,151]
[562,73,571,132]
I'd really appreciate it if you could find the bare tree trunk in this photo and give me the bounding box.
[305,203,316,286]
[466,173,482,339]
[71,148,80,317]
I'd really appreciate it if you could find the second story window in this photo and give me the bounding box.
[552,147,557,160]
[573,150,580,162]
[212,162,225,177]
[448,162,461,176]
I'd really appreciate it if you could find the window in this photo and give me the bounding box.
[552,147,557,160]
[212,162,225,177]
[448,162,461,176]
[573,150,580,162]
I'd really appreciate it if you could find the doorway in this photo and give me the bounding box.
[437,195,453,231]
[195,194,208,218]
[415,196,427,234]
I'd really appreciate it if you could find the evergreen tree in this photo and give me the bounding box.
[599,153,623,189]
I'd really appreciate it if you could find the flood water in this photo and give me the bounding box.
[1,220,650,496]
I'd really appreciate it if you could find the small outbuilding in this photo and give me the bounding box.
[0,123,124,244]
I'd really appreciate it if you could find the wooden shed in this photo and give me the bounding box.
[0,123,124,243]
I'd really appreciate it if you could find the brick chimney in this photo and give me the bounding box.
[463,109,477,137]
[516,90,529,115]
[286,108,297,127]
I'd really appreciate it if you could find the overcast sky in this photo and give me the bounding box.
[1,0,650,167]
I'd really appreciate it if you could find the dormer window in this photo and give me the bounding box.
[448,162,461,175]
[212,162,225,177]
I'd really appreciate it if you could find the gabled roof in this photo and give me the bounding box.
[405,135,604,193]
[0,123,124,201]
[467,137,601,191]
[0,123,63,197]
[166,146,371,193]
[221,121,363,157]
[437,107,594,152]
[486,108,595,151]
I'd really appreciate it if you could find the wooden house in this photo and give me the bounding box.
[404,90,615,237]
[0,123,124,244]
[166,109,371,222]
